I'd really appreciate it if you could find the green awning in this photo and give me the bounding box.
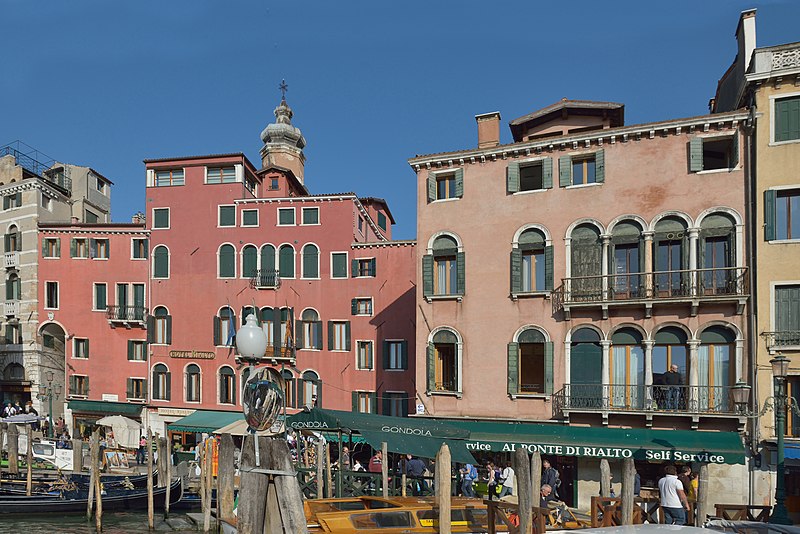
[358,430,475,464]
[169,410,244,433]
[444,420,746,465]
[68,399,144,417]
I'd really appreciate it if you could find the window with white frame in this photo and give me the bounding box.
[42,238,60,258]
[90,238,109,259]
[206,166,236,184]
[186,364,201,402]
[278,208,295,225]
[152,208,170,229]
[152,364,170,401]
[354,391,375,413]
[775,95,800,143]
[331,252,348,279]
[69,375,89,397]
[127,340,147,361]
[94,283,107,311]
[155,169,184,187]
[127,378,146,400]
[352,298,372,316]
[300,309,323,350]
[384,340,408,370]
[74,338,89,359]
[132,238,148,259]
[329,321,350,351]
[71,238,89,258]
[302,207,319,225]
[242,209,259,227]
[219,205,236,227]
[219,367,236,405]
[357,341,374,370]
[45,281,59,309]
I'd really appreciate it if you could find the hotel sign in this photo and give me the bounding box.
[169,350,215,360]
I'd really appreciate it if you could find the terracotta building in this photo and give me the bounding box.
[409,98,751,508]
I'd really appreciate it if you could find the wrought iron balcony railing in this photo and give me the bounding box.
[552,383,742,417]
[763,331,800,350]
[249,269,281,289]
[553,267,747,314]
[106,305,148,323]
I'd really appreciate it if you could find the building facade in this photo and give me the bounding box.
[409,100,751,509]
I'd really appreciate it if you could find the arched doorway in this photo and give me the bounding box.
[570,327,602,407]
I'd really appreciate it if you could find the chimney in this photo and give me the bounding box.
[736,9,757,73]
[475,112,501,149]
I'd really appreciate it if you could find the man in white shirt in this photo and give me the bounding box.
[499,462,515,498]
[658,465,690,525]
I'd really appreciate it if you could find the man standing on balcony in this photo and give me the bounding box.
[665,365,683,410]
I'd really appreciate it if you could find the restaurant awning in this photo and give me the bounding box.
[169,410,244,433]
[443,420,746,465]
[68,399,144,417]
[287,408,475,463]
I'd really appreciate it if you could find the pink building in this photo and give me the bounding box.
[142,98,416,440]
[37,221,149,435]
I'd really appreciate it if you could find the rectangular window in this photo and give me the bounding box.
[90,238,109,259]
[42,238,60,258]
[3,193,22,210]
[331,321,349,351]
[356,391,374,413]
[127,340,147,361]
[777,190,800,241]
[357,341,374,370]
[572,156,596,185]
[385,341,407,370]
[383,392,407,417]
[435,256,457,295]
[219,205,236,227]
[436,173,457,200]
[520,162,544,191]
[278,208,295,225]
[132,238,148,259]
[242,209,259,227]
[153,208,170,229]
[522,249,546,292]
[70,375,89,397]
[353,298,373,316]
[331,253,348,278]
[45,281,59,309]
[41,194,51,210]
[302,207,319,225]
[74,338,89,359]
[127,378,146,400]
[94,283,107,311]
[206,166,236,184]
[519,343,546,394]
[775,95,800,143]
[702,137,737,170]
[96,176,106,194]
[358,217,364,233]
[270,178,279,190]
[377,212,387,231]
[245,176,256,195]
[71,238,89,258]
[355,258,376,277]
[85,210,99,224]
[155,169,184,186]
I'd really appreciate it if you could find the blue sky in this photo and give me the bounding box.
[2,1,799,240]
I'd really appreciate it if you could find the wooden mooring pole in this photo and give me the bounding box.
[86,430,98,520]
[621,457,635,525]
[218,433,235,525]
[515,449,532,534]
[147,428,154,530]
[25,425,32,496]
[435,443,451,534]
[8,424,18,476]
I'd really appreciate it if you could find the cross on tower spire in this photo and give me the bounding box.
[279,79,288,100]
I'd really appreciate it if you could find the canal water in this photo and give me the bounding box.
[0,511,199,533]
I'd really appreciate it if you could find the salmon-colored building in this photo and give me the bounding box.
[409,100,752,509]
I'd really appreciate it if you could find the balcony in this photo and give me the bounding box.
[552,267,748,319]
[552,383,744,424]
[4,300,19,317]
[4,252,18,269]
[763,331,800,353]
[249,269,281,290]
[106,305,147,326]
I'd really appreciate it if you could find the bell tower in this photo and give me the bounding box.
[259,80,306,183]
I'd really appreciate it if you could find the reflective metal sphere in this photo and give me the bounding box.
[242,367,285,432]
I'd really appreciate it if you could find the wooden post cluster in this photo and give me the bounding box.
[515,449,533,534]
[434,443,451,534]
[218,433,236,524]
[530,451,542,502]
[621,457,635,525]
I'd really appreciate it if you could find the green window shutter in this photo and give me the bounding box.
[382,395,390,416]
[401,340,408,370]
[510,249,522,294]
[5,280,11,300]
[351,259,358,277]
[544,341,554,395]
[369,258,376,276]
[689,137,704,172]
[369,392,378,414]
[328,321,334,350]
[507,163,520,193]
[41,239,47,257]
[295,320,304,349]
[351,298,357,315]
[456,251,465,294]
[15,192,21,206]
[15,232,21,252]
[454,168,464,198]
[426,343,435,392]
[422,254,434,297]
[776,97,800,142]
[213,316,221,346]
[595,149,605,183]
[69,375,76,395]
[166,316,172,345]
[89,238,97,259]
[351,391,358,412]
[86,339,90,358]
[315,381,322,408]
[427,173,436,202]
[272,308,282,356]
[507,342,519,396]
[2,196,8,210]
[127,340,134,360]
[544,245,554,291]
[731,132,739,168]
[146,316,155,343]
[126,378,133,399]
[70,238,77,258]
[542,157,553,189]
[314,322,323,349]
[401,397,409,417]
[55,238,61,257]
[765,189,777,241]
[559,155,571,187]
[345,322,351,351]
[165,372,171,400]
[382,340,390,369]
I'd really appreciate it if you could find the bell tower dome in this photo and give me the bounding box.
[259,80,306,183]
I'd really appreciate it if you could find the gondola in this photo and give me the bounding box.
[0,476,182,514]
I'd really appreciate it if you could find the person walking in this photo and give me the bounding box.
[459,462,477,498]
[406,454,428,496]
[542,459,561,498]
[485,461,497,500]
[499,461,515,498]
[137,435,147,465]
[659,465,690,525]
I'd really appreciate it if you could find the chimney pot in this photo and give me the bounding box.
[475,112,501,149]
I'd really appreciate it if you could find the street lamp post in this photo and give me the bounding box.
[36,370,61,438]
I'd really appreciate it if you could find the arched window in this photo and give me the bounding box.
[152,364,170,400]
[299,309,321,350]
[152,306,171,344]
[6,273,20,300]
[698,326,735,411]
[699,214,736,294]
[423,235,463,297]
[428,329,459,393]
[214,307,236,347]
[610,221,644,298]
[260,245,276,272]
[570,327,602,407]
[3,362,24,381]
[570,225,602,300]
[299,370,320,408]
[511,229,552,293]
[610,328,644,409]
[654,217,688,296]
[282,369,296,408]
[219,244,236,278]
[153,245,169,279]
[6,224,20,253]
[185,364,201,402]
[653,326,688,410]
[302,244,319,279]
[242,245,258,278]
[279,245,295,278]
[508,328,553,395]
[241,367,251,401]
[219,366,236,405]
[260,307,274,347]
